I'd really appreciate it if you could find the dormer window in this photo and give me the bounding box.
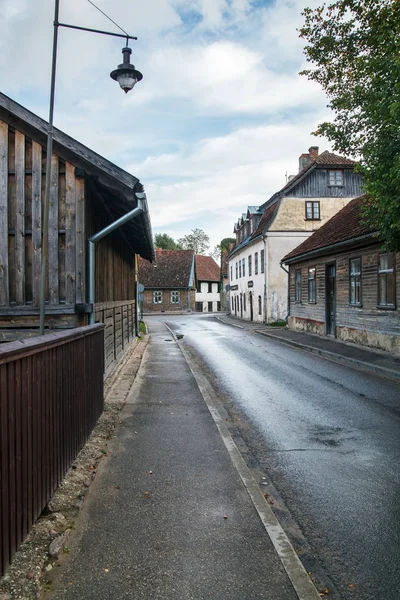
[328,170,343,186]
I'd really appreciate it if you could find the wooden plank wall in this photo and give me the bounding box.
[0,120,84,323]
[95,300,136,374]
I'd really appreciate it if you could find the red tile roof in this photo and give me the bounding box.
[195,255,220,281]
[282,196,377,262]
[139,249,194,288]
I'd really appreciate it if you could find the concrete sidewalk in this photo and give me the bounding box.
[49,319,311,600]
[217,314,400,381]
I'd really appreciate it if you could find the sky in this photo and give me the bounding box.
[0,0,332,250]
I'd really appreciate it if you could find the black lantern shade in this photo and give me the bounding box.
[110,46,143,93]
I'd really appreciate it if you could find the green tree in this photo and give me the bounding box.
[177,228,210,254]
[299,0,400,250]
[154,233,182,250]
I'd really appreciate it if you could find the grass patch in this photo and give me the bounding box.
[139,321,147,335]
[268,320,286,327]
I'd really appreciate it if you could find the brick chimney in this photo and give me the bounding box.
[299,146,319,172]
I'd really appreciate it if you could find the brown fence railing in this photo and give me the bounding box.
[0,324,105,576]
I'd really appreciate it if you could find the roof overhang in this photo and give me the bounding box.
[0,92,155,262]
[283,233,379,265]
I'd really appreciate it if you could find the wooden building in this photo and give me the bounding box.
[139,249,196,313]
[283,197,400,353]
[0,93,154,373]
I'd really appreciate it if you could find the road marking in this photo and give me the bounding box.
[164,323,321,600]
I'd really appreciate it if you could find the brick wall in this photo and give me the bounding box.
[143,288,196,313]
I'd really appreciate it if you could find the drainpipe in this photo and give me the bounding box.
[263,236,268,323]
[88,195,144,325]
[280,261,290,324]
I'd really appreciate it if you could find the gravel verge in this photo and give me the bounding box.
[0,334,148,600]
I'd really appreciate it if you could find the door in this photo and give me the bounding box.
[326,263,336,336]
[249,292,253,322]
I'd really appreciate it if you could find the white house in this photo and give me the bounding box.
[195,255,221,312]
[228,147,364,323]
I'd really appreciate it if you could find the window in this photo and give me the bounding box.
[260,249,265,274]
[239,260,242,278]
[248,255,252,276]
[349,258,361,305]
[378,254,395,307]
[295,270,302,302]
[235,262,238,279]
[171,291,180,304]
[153,291,162,304]
[255,252,259,275]
[258,295,262,315]
[197,280,201,293]
[308,267,316,303]
[243,293,246,312]
[242,258,245,277]
[328,170,343,186]
[208,282,213,293]
[230,266,233,281]
[305,201,320,220]
[231,297,234,311]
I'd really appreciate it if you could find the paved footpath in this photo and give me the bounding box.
[49,319,303,600]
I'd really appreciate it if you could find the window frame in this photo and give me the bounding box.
[308,266,316,303]
[305,201,320,221]
[349,257,362,306]
[377,253,396,308]
[235,262,238,279]
[328,169,344,187]
[248,255,252,277]
[170,290,180,304]
[295,270,302,303]
[153,291,163,304]
[242,258,245,278]
[239,260,242,278]
[255,252,259,275]
[260,249,265,274]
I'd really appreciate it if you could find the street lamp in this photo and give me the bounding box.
[39,0,142,335]
[111,46,143,93]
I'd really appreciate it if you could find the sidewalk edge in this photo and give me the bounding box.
[254,330,400,381]
[165,324,321,600]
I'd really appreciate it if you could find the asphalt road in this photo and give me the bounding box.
[160,314,400,600]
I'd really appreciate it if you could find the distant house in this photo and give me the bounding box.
[228,147,364,323]
[195,255,221,312]
[139,249,196,312]
[282,196,399,353]
[0,93,154,373]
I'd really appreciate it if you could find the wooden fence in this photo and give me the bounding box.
[0,324,104,576]
[95,300,136,374]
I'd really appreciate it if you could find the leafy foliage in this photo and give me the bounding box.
[154,233,182,250]
[177,228,210,254]
[299,0,400,249]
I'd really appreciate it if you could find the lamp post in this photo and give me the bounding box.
[39,0,142,335]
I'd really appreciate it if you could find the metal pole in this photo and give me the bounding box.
[39,0,60,335]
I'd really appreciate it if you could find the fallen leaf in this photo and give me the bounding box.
[26,572,34,580]
[347,584,356,589]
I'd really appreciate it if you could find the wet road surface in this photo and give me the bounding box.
[158,314,400,600]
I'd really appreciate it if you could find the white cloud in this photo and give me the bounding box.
[0,0,336,249]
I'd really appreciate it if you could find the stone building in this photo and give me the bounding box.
[227,147,364,323]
